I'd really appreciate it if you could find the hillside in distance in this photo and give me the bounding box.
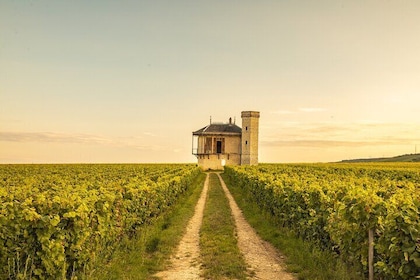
[340,153,420,163]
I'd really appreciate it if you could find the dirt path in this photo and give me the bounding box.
[156,172,296,280]
[154,173,209,280]
[216,173,296,280]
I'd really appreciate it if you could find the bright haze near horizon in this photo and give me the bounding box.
[1,1,419,164]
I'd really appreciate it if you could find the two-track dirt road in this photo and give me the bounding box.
[156,173,296,280]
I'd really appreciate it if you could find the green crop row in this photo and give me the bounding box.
[0,164,200,279]
[224,163,420,279]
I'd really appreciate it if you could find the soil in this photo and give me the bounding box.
[217,173,296,280]
[155,173,296,280]
[154,173,209,280]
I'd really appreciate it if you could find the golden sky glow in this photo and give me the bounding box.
[1,1,420,163]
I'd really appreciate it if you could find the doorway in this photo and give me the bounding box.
[216,140,222,154]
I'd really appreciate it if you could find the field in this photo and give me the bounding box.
[1,163,419,279]
[0,164,200,279]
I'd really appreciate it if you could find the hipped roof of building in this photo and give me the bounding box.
[193,123,242,136]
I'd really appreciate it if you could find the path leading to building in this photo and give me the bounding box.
[216,173,296,280]
[154,173,209,280]
[156,172,296,279]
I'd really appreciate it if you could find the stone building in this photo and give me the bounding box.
[192,111,260,170]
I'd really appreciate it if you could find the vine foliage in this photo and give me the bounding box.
[224,163,420,279]
[0,164,200,279]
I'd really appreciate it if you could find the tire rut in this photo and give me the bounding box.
[154,173,209,280]
[216,173,296,280]
[156,172,296,280]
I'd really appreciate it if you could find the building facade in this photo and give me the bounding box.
[192,111,260,170]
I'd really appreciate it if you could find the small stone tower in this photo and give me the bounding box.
[241,111,260,165]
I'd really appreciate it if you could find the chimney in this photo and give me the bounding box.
[229,117,232,125]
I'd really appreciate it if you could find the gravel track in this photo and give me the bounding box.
[156,172,296,280]
[217,173,296,280]
[154,173,209,279]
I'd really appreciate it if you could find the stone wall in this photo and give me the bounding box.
[197,153,241,170]
[196,134,241,170]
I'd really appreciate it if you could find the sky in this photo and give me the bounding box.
[1,0,419,163]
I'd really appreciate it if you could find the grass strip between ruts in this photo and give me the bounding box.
[199,172,248,280]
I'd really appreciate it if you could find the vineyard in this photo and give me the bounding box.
[0,164,200,279]
[224,163,420,279]
[1,163,419,279]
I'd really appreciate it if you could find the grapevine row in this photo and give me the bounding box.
[224,163,420,279]
[0,164,200,279]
